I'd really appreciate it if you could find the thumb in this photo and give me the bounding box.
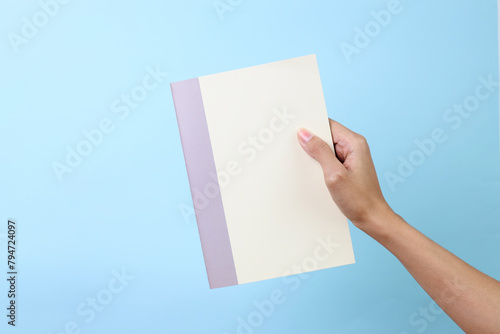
[297,128,344,175]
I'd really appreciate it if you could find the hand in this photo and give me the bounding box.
[298,119,500,334]
[297,119,392,229]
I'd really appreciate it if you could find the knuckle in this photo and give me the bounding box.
[354,134,368,149]
[325,170,345,187]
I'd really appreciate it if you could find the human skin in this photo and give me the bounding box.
[297,119,500,334]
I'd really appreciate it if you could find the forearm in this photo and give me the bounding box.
[358,211,500,334]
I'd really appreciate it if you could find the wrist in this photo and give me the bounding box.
[352,204,404,245]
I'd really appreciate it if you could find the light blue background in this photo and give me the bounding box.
[1,0,499,333]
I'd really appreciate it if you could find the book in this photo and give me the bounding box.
[171,54,355,289]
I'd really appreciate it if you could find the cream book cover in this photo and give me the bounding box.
[171,55,355,289]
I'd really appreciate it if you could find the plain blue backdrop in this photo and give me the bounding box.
[1,0,499,333]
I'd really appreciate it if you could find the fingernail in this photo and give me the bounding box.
[298,128,313,144]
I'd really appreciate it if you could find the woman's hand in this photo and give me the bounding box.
[297,118,393,230]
